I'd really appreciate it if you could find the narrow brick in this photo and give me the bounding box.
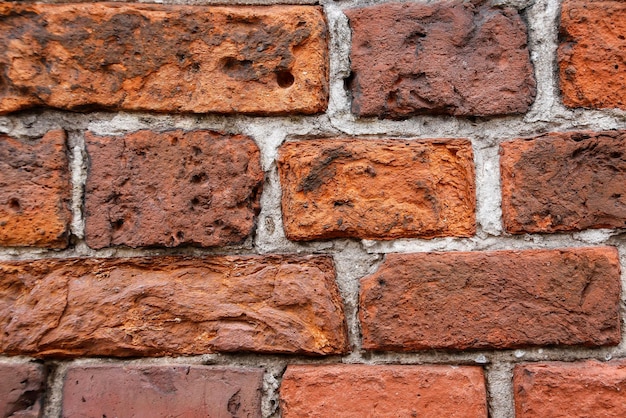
[278,138,475,240]
[0,363,46,418]
[84,130,263,249]
[360,247,621,351]
[63,365,262,418]
[0,255,348,357]
[501,131,626,234]
[281,365,487,417]
[514,360,626,417]
[0,3,328,115]
[346,2,535,118]
[0,130,71,248]
[559,1,626,109]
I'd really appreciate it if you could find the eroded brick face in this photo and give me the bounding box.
[0,363,46,418]
[0,3,328,115]
[360,247,621,351]
[559,0,626,109]
[347,2,536,118]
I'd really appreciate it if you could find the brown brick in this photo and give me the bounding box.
[63,365,262,418]
[346,2,535,118]
[84,130,263,249]
[0,255,348,357]
[501,131,626,234]
[0,363,46,418]
[514,360,626,417]
[360,247,621,351]
[278,138,475,240]
[0,3,328,115]
[281,365,487,418]
[559,1,626,109]
[0,130,71,248]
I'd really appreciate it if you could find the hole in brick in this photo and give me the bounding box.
[191,197,200,206]
[8,198,20,212]
[176,52,186,63]
[620,35,626,40]
[190,173,207,183]
[111,219,124,230]
[192,146,202,156]
[612,194,622,199]
[615,64,619,70]
[610,152,622,158]
[276,70,295,88]
[176,231,185,240]
[191,62,201,72]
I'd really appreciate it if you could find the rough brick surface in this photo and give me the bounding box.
[501,131,626,234]
[514,360,626,417]
[360,247,621,351]
[0,363,46,418]
[0,130,71,248]
[0,255,348,357]
[278,138,475,240]
[63,365,262,418]
[84,130,263,249]
[346,2,535,118]
[0,3,328,115]
[559,1,626,109]
[281,365,487,418]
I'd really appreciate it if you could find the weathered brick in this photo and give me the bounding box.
[0,130,71,248]
[0,363,46,418]
[278,138,475,240]
[514,360,626,417]
[559,1,626,109]
[63,365,262,418]
[346,2,535,118]
[360,247,621,351]
[84,130,263,249]
[0,3,328,115]
[0,255,348,357]
[501,131,626,234]
[281,365,487,417]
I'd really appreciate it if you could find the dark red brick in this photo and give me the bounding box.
[0,363,46,418]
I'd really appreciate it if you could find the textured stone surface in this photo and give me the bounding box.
[360,247,621,351]
[501,130,626,234]
[278,138,475,240]
[0,130,71,248]
[346,2,535,118]
[0,363,46,418]
[0,255,348,357]
[559,1,626,109]
[84,130,263,249]
[514,360,626,417]
[0,3,328,115]
[63,365,262,418]
[281,365,487,418]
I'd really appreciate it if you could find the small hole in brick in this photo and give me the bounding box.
[190,173,206,183]
[191,197,200,206]
[176,231,185,240]
[615,64,619,70]
[276,71,294,88]
[112,219,124,230]
[8,198,20,211]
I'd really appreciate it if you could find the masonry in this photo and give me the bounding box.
[0,0,625,416]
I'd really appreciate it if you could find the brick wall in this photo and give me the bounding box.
[0,0,625,416]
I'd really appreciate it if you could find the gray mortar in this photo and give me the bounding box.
[1,0,626,417]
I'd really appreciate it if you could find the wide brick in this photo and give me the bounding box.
[514,360,626,417]
[501,131,626,234]
[0,255,348,357]
[360,247,621,351]
[281,365,487,417]
[278,138,475,240]
[63,365,262,418]
[0,130,71,248]
[346,2,535,118]
[0,363,46,418]
[0,3,328,115]
[559,1,626,109]
[84,130,263,249]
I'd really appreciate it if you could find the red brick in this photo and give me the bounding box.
[63,365,262,418]
[501,131,626,234]
[0,255,348,357]
[277,138,475,240]
[281,365,487,418]
[84,130,263,249]
[360,247,621,351]
[346,2,535,118]
[0,130,71,248]
[559,1,626,109]
[0,363,46,418]
[0,3,328,115]
[514,360,626,417]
